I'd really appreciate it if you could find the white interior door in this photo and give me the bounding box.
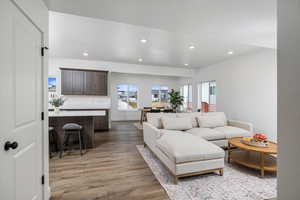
[0,1,44,200]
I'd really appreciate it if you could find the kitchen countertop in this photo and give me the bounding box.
[49,110,106,117]
[48,106,111,110]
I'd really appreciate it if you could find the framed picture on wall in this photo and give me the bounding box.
[48,77,57,92]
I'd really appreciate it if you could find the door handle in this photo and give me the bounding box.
[4,141,18,151]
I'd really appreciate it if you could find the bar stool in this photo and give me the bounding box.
[49,126,58,158]
[60,123,85,158]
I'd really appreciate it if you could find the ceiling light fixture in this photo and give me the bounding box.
[83,51,89,57]
[140,39,147,43]
[189,45,195,50]
[138,58,143,62]
[227,51,234,55]
[184,64,189,66]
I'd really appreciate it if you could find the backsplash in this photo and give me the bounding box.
[49,95,111,109]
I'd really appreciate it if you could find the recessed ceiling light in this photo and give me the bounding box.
[184,63,189,66]
[138,58,143,62]
[83,52,89,57]
[140,39,147,43]
[189,45,195,50]
[227,51,234,55]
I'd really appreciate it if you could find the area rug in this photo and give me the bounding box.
[137,145,277,200]
[133,123,143,130]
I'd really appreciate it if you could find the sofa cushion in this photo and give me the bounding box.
[185,128,226,141]
[201,112,227,125]
[197,115,226,128]
[161,117,193,131]
[156,132,225,164]
[147,113,176,129]
[214,126,252,139]
[176,112,202,128]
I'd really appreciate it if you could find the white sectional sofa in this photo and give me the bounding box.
[143,112,253,183]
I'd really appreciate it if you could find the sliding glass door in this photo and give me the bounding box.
[180,84,193,111]
[198,81,216,112]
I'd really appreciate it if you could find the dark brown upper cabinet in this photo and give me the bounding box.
[61,70,74,95]
[61,69,108,96]
[72,70,85,95]
[84,71,107,95]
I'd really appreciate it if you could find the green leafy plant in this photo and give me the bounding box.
[168,89,184,111]
[49,95,66,108]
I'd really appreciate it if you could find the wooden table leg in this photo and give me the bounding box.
[140,110,143,124]
[260,153,265,178]
[143,110,148,122]
[174,175,178,185]
[219,168,224,176]
[228,143,231,163]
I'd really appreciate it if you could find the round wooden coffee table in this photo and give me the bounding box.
[228,137,277,177]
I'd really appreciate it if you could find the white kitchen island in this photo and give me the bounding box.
[49,110,106,117]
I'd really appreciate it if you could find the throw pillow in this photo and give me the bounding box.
[161,117,193,131]
[197,115,226,128]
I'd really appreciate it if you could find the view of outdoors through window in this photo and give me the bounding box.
[117,84,138,110]
[151,86,169,106]
[180,84,193,111]
[198,81,216,112]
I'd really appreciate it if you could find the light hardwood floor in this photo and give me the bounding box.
[50,121,169,200]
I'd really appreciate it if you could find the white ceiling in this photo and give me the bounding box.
[46,0,276,68]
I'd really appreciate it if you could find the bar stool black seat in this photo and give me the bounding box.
[60,123,85,158]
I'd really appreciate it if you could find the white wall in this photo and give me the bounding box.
[110,72,180,121]
[193,49,277,141]
[49,58,193,77]
[278,0,300,199]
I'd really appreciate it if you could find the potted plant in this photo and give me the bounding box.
[168,89,184,112]
[49,95,66,113]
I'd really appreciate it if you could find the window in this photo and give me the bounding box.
[180,84,192,111]
[151,86,169,105]
[198,80,216,112]
[117,84,138,110]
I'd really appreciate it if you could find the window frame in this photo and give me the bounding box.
[117,83,139,111]
[151,85,169,105]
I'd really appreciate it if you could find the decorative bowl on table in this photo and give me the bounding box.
[241,133,269,147]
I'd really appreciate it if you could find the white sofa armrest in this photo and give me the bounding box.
[228,120,254,133]
[143,122,161,146]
